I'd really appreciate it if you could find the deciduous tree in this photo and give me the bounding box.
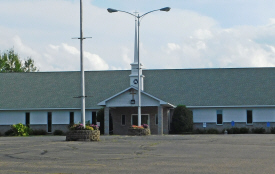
[0,48,38,72]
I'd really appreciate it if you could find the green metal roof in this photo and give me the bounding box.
[1,67,275,110]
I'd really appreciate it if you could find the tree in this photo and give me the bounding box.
[171,105,193,133]
[0,48,38,72]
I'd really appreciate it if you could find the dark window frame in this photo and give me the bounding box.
[25,112,30,128]
[121,115,126,126]
[247,110,253,124]
[48,112,52,133]
[216,110,223,125]
[92,111,97,125]
[70,112,74,125]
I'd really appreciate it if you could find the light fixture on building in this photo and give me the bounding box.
[131,99,135,104]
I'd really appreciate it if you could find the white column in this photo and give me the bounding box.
[104,107,109,135]
[158,106,163,135]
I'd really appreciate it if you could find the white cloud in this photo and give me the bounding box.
[167,43,181,51]
[62,43,79,55]
[1,1,275,71]
[84,51,109,70]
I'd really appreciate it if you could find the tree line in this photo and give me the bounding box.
[0,48,38,73]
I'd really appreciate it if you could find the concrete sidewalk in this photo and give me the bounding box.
[0,134,275,173]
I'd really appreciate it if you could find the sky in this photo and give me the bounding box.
[1,0,275,72]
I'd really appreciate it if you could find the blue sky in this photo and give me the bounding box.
[1,0,275,71]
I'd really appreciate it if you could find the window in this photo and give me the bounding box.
[48,112,52,132]
[216,110,223,125]
[132,115,138,125]
[155,114,158,125]
[70,112,74,125]
[131,114,149,125]
[247,110,253,124]
[25,112,30,127]
[92,112,97,125]
[121,115,126,126]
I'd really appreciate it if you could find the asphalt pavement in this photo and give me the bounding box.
[0,134,275,174]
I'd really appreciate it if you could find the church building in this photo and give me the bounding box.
[1,65,275,135]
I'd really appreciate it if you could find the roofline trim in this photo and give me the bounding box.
[0,107,102,111]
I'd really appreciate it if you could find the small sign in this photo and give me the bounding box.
[267,122,270,128]
[231,121,235,127]
[203,122,206,128]
[97,122,100,127]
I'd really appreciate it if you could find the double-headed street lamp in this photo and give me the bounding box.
[107,7,170,126]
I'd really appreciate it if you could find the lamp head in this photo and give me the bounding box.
[107,8,118,13]
[160,7,171,12]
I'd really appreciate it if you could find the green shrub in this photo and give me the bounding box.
[53,130,63,135]
[11,123,30,136]
[30,129,47,135]
[240,127,249,134]
[171,105,193,134]
[271,127,275,134]
[5,129,14,136]
[252,127,265,134]
[227,127,240,134]
[194,129,206,134]
[207,128,219,134]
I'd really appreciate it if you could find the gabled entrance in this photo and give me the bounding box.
[98,86,174,135]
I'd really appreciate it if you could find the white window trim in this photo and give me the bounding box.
[121,115,126,126]
[216,110,223,125]
[246,110,253,125]
[131,114,150,126]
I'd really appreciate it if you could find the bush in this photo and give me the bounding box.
[252,127,265,134]
[0,132,2,136]
[30,129,47,135]
[5,129,14,136]
[240,127,249,134]
[193,129,206,134]
[171,105,193,134]
[207,128,219,134]
[271,127,275,134]
[226,127,240,134]
[53,130,64,135]
[11,123,30,136]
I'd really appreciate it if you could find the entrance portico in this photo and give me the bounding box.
[98,87,174,135]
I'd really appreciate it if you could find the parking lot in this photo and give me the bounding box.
[0,134,275,174]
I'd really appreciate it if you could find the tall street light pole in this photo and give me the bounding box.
[107,7,171,126]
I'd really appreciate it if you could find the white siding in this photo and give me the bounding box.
[74,111,81,124]
[31,111,47,124]
[52,111,69,124]
[193,108,275,123]
[193,109,216,123]
[0,111,25,125]
[223,108,246,122]
[253,108,275,122]
[85,111,92,124]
